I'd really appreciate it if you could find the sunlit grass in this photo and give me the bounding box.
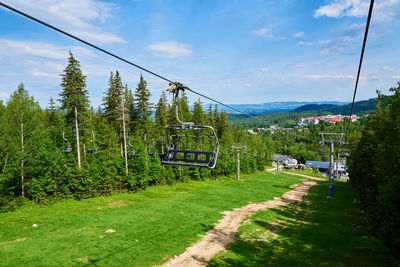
[0,172,301,266]
[209,181,396,266]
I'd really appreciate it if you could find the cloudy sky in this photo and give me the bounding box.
[1,0,400,108]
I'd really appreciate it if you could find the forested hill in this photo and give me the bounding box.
[227,98,376,125]
[324,98,375,114]
[290,104,338,113]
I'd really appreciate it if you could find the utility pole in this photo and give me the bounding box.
[232,145,246,181]
[319,133,344,198]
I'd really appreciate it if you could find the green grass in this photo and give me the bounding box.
[0,172,301,266]
[287,168,327,179]
[209,181,396,266]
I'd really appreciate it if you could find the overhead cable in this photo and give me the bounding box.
[346,0,374,136]
[0,2,267,124]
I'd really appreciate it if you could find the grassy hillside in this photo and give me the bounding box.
[209,180,396,266]
[0,172,300,266]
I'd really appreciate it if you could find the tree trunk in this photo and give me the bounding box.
[2,153,8,174]
[21,121,24,197]
[122,95,129,176]
[74,106,81,169]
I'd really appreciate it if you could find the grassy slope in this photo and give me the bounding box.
[0,172,301,266]
[209,181,396,267]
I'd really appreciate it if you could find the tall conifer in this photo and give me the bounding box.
[59,51,89,169]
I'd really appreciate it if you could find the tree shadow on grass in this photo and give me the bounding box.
[208,182,397,267]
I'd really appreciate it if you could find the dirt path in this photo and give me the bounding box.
[159,179,318,267]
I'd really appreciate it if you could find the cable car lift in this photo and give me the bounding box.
[160,83,219,169]
[61,131,72,153]
[87,131,98,154]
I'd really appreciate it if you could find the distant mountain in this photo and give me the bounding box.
[205,101,348,115]
[324,98,376,115]
[288,98,376,115]
[227,98,376,124]
[290,104,338,113]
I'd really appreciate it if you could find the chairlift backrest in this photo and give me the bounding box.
[160,83,219,169]
[61,131,72,153]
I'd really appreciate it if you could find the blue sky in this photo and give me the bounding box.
[1,0,400,109]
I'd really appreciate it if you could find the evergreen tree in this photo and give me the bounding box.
[134,74,152,139]
[59,51,89,169]
[193,98,205,125]
[155,91,169,153]
[216,110,229,138]
[103,71,124,132]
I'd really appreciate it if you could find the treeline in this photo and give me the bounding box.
[0,52,273,210]
[348,83,400,256]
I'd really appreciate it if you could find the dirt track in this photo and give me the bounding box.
[159,179,318,267]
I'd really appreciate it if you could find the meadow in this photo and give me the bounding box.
[0,172,300,266]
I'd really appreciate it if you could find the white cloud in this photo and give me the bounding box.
[304,74,354,80]
[2,0,126,44]
[251,28,273,38]
[314,0,400,22]
[314,0,370,18]
[258,67,269,72]
[298,40,331,46]
[382,66,394,71]
[393,75,400,79]
[0,38,95,60]
[293,32,304,38]
[147,41,193,58]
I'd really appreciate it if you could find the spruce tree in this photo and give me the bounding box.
[59,51,89,169]
[155,91,169,153]
[134,74,152,139]
[103,71,124,132]
[193,98,205,125]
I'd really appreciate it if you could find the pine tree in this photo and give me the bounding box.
[103,71,124,132]
[134,74,152,139]
[155,91,169,153]
[193,98,205,125]
[59,51,89,169]
[216,110,229,138]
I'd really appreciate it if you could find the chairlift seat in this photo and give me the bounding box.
[88,149,97,154]
[62,147,72,153]
[161,149,216,168]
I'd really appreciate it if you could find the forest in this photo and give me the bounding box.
[0,52,274,209]
[348,83,400,256]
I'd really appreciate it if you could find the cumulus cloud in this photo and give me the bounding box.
[2,0,125,44]
[304,74,354,80]
[293,32,304,38]
[258,67,269,72]
[298,40,331,46]
[251,28,273,38]
[314,0,400,23]
[382,66,394,71]
[147,41,193,58]
[0,38,95,60]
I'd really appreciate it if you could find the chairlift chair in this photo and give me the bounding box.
[148,139,156,157]
[160,83,219,169]
[87,131,97,154]
[127,137,135,156]
[61,131,72,153]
